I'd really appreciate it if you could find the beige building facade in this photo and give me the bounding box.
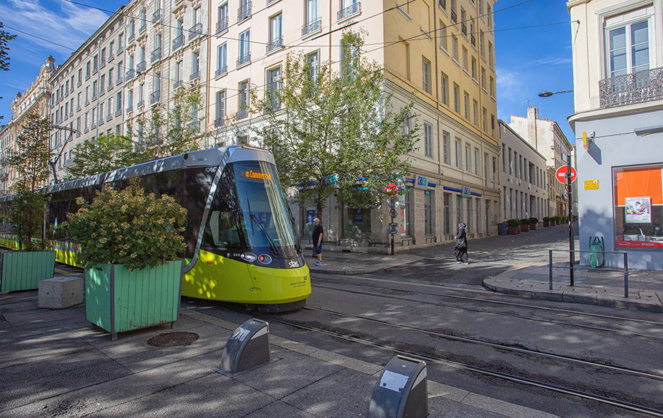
[206,0,500,249]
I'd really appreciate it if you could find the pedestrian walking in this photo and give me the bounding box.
[454,222,468,264]
[312,217,324,266]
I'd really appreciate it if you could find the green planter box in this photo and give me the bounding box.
[0,250,56,292]
[85,260,183,340]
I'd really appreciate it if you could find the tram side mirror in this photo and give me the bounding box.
[215,319,270,376]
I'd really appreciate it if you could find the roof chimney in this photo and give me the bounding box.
[527,106,538,150]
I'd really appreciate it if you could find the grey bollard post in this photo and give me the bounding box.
[368,355,428,418]
[216,318,270,375]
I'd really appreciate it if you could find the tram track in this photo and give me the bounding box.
[313,275,663,341]
[263,307,663,417]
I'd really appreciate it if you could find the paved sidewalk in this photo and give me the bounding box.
[0,289,557,417]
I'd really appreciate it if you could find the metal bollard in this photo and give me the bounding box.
[215,318,270,375]
[368,355,428,418]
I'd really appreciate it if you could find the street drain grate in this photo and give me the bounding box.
[147,332,199,347]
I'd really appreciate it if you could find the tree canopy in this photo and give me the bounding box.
[9,113,52,191]
[0,22,17,72]
[251,31,418,218]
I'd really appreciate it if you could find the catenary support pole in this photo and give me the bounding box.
[567,154,574,286]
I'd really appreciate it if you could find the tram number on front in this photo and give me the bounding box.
[228,252,243,258]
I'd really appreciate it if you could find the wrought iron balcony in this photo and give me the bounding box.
[266,37,283,54]
[302,18,321,37]
[439,0,446,9]
[471,34,476,46]
[190,70,200,81]
[85,99,90,106]
[115,108,122,117]
[76,105,81,112]
[237,53,251,68]
[117,44,124,54]
[108,82,114,91]
[116,76,123,85]
[238,1,251,22]
[128,33,135,44]
[84,127,89,134]
[137,100,145,108]
[151,48,162,63]
[109,53,115,62]
[91,93,97,101]
[215,66,227,78]
[189,23,202,41]
[451,9,457,23]
[126,105,133,113]
[100,58,106,69]
[173,80,183,89]
[599,67,663,109]
[150,91,160,104]
[77,80,82,87]
[216,16,229,34]
[99,86,105,96]
[214,117,225,127]
[126,68,135,81]
[136,60,146,73]
[139,23,147,34]
[338,2,360,21]
[461,22,467,35]
[106,114,112,122]
[172,34,184,51]
[93,66,98,75]
[152,9,162,24]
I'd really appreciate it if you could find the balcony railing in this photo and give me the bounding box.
[451,9,457,23]
[139,23,147,34]
[136,60,146,73]
[237,107,248,120]
[99,86,105,96]
[471,34,476,46]
[461,22,467,36]
[85,99,90,107]
[173,80,183,89]
[215,66,227,78]
[77,80,82,87]
[126,105,133,113]
[151,47,162,63]
[108,82,113,91]
[128,33,135,43]
[126,68,135,81]
[266,37,283,54]
[216,16,229,34]
[116,75,123,85]
[109,52,115,62]
[100,58,106,69]
[137,100,145,108]
[76,105,81,112]
[106,114,112,122]
[599,67,663,109]
[238,1,251,22]
[190,70,200,81]
[117,44,124,54]
[152,9,162,24]
[439,0,446,9]
[302,18,321,37]
[338,2,360,21]
[91,93,97,101]
[214,117,225,127]
[237,53,251,68]
[172,34,184,51]
[115,108,122,117]
[189,23,203,41]
[150,91,160,104]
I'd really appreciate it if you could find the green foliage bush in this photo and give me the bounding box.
[64,181,187,271]
[11,188,48,251]
[506,219,520,227]
[520,218,531,225]
[529,217,538,224]
[543,217,551,222]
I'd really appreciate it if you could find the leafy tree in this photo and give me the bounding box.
[0,22,17,72]
[10,113,52,191]
[251,31,418,218]
[7,113,51,251]
[66,133,135,179]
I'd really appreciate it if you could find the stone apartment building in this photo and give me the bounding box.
[568,0,663,269]
[509,106,574,218]
[206,0,500,249]
[498,120,548,222]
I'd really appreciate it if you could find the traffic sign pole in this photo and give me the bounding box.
[567,154,575,286]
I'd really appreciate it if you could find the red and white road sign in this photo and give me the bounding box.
[555,166,577,184]
[385,183,398,196]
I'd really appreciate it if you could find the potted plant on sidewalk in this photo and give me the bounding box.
[64,180,187,340]
[1,113,56,292]
[506,219,520,235]
[529,217,538,230]
[519,218,530,232]
[543,217,551,227]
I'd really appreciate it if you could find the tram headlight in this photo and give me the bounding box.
[258,254,272,264]
[241,252,257,262]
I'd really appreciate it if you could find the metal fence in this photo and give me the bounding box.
[549,250,629,297]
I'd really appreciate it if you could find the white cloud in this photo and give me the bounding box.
[535,57,572,66]
[0,0,110,55]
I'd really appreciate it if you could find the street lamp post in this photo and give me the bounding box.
[538,90,574,98]
[49,125,78,184]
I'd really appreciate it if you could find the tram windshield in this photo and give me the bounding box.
[205,160,297,256]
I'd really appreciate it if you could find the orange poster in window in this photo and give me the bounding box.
[615,167,663,206]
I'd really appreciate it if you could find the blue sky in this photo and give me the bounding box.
[0,0,576,143]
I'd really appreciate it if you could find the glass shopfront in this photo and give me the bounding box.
[613,165,663,249]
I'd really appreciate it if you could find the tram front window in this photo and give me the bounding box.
[205,161,297,257]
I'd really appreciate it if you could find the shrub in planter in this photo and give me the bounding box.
[519,218,531,232]
[65,181,188,340]
[0,188,55,292]
[543,217,551,227]
[506,219,520,235]
[529,217,538,230]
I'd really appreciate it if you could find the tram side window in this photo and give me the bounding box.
[207,210,241,248]
[202,168,244,251]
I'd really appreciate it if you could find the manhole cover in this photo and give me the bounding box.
[147,332,199,347]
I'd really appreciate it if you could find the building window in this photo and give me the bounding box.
[399,192,412,237]
[453,83,460,113]
[238,29,251,66]
[452,36,458,62]
[217,43,227,77]
[268,13,283,53]
[266,66,281,112]
[605,9,651,78]
[464,92,469,119]
[305,0,321,36]
[482,107,487,132]
[473,99,478,126]
[474,147,480,175]
[422,57,431,93]
[341,35,360,79]
[424,191,433,236]
[215,90,226,127]
[238,80,249,119]
[462,47,468,72]
[465,143,471,172]
[444,193,451,235]
[471,56,477,80]
[306,50,319,83]
[439,22,447,51]
[455,137,462,169]
[440,72,448,105]
[343,205,371,239]
[191,51,200,79]
[424,122,433,157]
[443,131,451,164]
[217,3,229,33]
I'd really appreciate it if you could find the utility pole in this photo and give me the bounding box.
[49,125,78,184]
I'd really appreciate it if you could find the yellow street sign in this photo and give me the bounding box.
[584,179,599,190]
